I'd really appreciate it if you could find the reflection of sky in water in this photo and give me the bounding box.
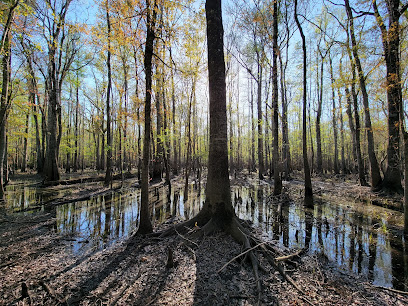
[56,192,140,254]
[5,184,60,213]
[6,181,408,291]
[373,234,392,287]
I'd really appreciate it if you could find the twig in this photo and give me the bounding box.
[275,249,303,262]
[373,285,408,296]
[217,241,267,273]
[175,228,198,247]
[260,245,316,306]
[183,244,196,261]
[230,295,256,299]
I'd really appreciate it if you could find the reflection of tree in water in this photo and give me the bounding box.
[103,193,112,242]
[390,232,408,291]
[258,189,263,223]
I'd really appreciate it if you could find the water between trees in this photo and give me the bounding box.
[5,179,408,292]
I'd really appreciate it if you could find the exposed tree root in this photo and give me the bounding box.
[157,214,315,305]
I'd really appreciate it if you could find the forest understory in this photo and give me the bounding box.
[1,170,407,305]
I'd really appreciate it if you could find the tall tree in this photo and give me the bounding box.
[294,0,313,208]
[345,0,382,189]
[272,0,281,195]
[0,2,17,200]
[104,2,113,186]
[137,0,158,235]
[373,0,408,193]
[41,0,77,182]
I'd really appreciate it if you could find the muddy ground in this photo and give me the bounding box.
[1,171,407,305]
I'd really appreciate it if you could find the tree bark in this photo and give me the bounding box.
[73,71,79,172]
[138,0,157,235]
[272,0,281,195]
[329,55,339,174]
[345,0,382,189]
[294,0,313,208]
[373,0,406,193]
[200,0,234,228]
[104,6,113,186]
[43,0,73,182]
[256,51,264,180]
[316,51,323,174]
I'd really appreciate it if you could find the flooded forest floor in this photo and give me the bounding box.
[1,170,408,305]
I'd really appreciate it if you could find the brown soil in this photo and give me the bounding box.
[1,171,407,305]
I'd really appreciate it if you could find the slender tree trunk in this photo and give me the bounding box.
[279,50,291,180]
[184,80,194,201]
[337,87,347,174]
[162,83,171,189]
[349,62,367,186]
[329,56,339,174]
[170,46,178,175]
[104,6,113,186]
[316,52,323,174]
[26,60,43,173]
[294,0,313,208]
[21,112,29,172]
[154,75,164,181]
[250,78,255,172]
[272,0,281,195]
[73,71,79,172]
[256,52,264,180]
[122,56,129,172]
[346,0,382,188]
[404,131,408,234]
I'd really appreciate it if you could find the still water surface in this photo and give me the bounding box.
[5,181,408,291]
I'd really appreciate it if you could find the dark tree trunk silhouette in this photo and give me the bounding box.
[373,0,407,194]
[104,5,113,186]
[294,0,313,208]
[329,55,339,174]
[138,0,157,235]
[345,0,382,189]
[272,0,281,195]
[43,0,75,182]
[0,26,12,200]
[256,51,264,180]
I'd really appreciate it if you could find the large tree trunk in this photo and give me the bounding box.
[44,82,61,181]
[138,0,157,235]
[345,0,382,189]
[43,0,73,182]
[373,0,406,194]
[200,0,233,228]
[294,0,313,208]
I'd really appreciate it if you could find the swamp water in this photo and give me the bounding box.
[4,181,408,291]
